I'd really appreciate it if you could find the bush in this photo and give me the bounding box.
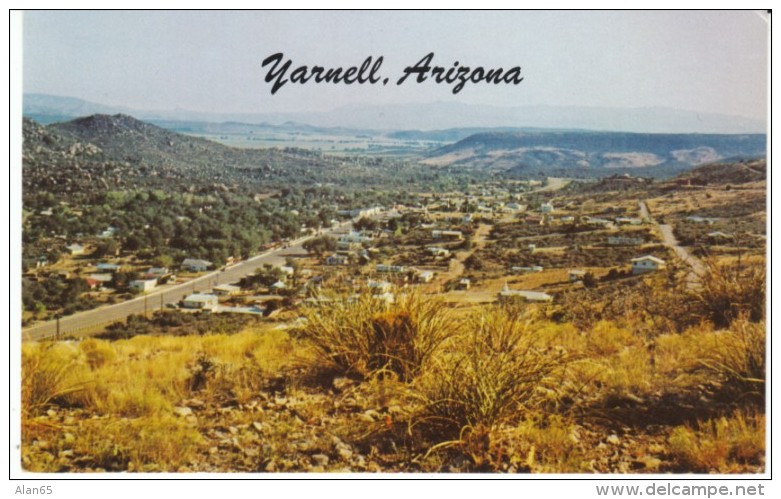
[698,317,765,402]
[412,307,571,443]
[296,292,459,382]
[689,259,765,328]
[22,343,88,416]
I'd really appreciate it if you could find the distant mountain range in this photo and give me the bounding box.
[423,130,766,178]
[23,93,766,134]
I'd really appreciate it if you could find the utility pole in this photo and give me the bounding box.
[55,315,61,341]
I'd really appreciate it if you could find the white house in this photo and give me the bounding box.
[432,230,464,240]
[631,255,666,274]
[540,202,554,213]
[66,244,85,256]
[377,264,407,274]
[427,247,451,258]
[129,279,157,293]
[182,293,219,310]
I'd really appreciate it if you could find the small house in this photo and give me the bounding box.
[432,230,464,240]
[66,244,85,256]
[181,258,212,272]
[568,270,587,282]
[377,264,407,274]
[631,255,666,275]
[427,247,451,258]
[458,278,471,290]
[182,293,219,310]
[540,202,554,213]
[129,279,157,293]
[96,263,122,273]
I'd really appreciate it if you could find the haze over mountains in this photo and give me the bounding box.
[24,93,766,134]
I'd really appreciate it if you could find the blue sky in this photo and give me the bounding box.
[22,10,769,120]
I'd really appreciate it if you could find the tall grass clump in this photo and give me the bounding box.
[297,292,459,381]
[412,307,572,446]
[690,259,765,328]
[698,317,765,402]
[22,343,88,416]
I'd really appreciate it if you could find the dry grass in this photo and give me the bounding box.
[668,410,765,473]
[22,343,89,416]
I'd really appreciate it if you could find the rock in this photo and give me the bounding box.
[46,409,57,417]
[63,433,75,443]
[264,460,277,472]
[228,426,238,435]
[252,421,264,433]
[607,434,621,445]
[311,454,330,467]
[173,406,193,417]
[58,450,74,458]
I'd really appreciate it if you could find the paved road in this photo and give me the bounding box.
[22,223,351,341]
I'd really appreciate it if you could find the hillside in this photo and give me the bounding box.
[423,131,766,178]
[22,115,430,195]
[672,158,766,186]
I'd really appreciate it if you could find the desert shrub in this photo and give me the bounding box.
[412,307,571,444]
[668,410,765,473]
[689,259,765,328]
[697,317,765,402]
[21,343,88,416]
[296,292,459,382]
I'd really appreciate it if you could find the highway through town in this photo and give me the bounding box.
[22,223,351,341]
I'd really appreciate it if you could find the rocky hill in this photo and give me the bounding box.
[424,131,766,178]
[672,158,766,186]
[22,114,418,195]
